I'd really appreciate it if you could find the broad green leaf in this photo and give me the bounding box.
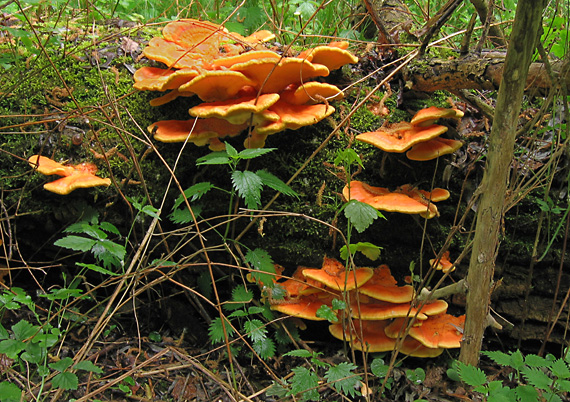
[196,151,230,165]
[284,349,313,358]
[371,358,389,378]
[12,320,37,341]
[244,319,267,343]
[224,285,253,311]
[232,170,263,209]
[0,339,26,359]
[316,305,338,323]
[325,362,361,398]
[0,324,9,340]
[406,367,425,384]
[74,360,103,373]
[225,143,238,158]
[551,359,570,379]
[0,381,22,402]
[482,350,512,367]
[253,336,275,359]
[289,366,320,401]
[510,350,525,370]
[173,182,214,208]
[524,353,549,368]
[169,204,202,224]
[255,170,298,197]
[244,248,276,287]
[54,235,96,252]
[99,221,121,236]
[40,287,83,300]
[343,200,381,233]
[266,381,289,398]
[331,298,346,310]
[21,341,46,364]
[521,366,552,390]
[340,242,382,261]
[238,148,276,159]
[515,384,539,402]
[456,361,487,387]
[208,317,235,344]
[49,356,74,372]
[334,148,363,168]
[140,205,161,220]
[76,263,120,276]
[52,372,78,390]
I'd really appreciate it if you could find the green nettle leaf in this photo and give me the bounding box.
[266,381,289,398]
[74,360,104,373]
[238,147,275,160]
[316,305,338,323]
[169,204,203,224]
[140,205,161,220]
[515,384,539,402]
[343,200,381,233]
[49,357,74,372]
[244,319,267,343]
[232,170,263,209]
[76,263,120,276]
[174,182,214,208]
[99,221,121,236]
[456,361,487,387]
[510,350,525,370]
[208,317,235,344]
[289,367,320,401]
[51,372,78,390]
[524,353,549,368]
[255,170,298,198]
[0,381,22,402]
[285,349,314,358]
[244,248,276,287]
[196,151,231,165]
[483,350,513,367]
[521,366,554,390]
[41,287,83,301]
[54,235,96,252]
[225,142,239,158]
[224,285,253,311]
[253,337,276,359]
[325,362,362,398]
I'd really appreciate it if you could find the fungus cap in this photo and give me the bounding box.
[356,123,448,153]
[254,100,335,136]
[410,106,459,127]
[188,93,281,125]
[359,265,415,303]
[280,82,344,105]
[385,313,465,349]
[302,257,373,292]
[406,137,463,161]
[430,251,455,273]
[212,50,281,69]
[178,70,255,102]
[271,293,335,321]
[298,44,359,71]
[149,118,247,148]
[133,67,200,91]
[329,320,397,352]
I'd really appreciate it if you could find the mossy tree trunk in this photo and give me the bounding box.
[458,0,547,366]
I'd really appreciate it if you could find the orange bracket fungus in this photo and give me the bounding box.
[266,258,465,358]
[28,155,111,195]
[134,19,358,150]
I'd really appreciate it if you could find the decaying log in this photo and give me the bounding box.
[402,53,570,92]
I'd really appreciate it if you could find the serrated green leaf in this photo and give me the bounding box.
[0,381,22,402]
[510,350,525,370]
[52,372,78,390]
[524,353,549,368]
[54,235,96,252]
[325,362,361,398]
[169,204,202,224]
[515,384,539,402]
[244,248,276,287]
[334,148,363,168]
[275,323,299,345]
[316,304,338,323]
[76,263,120,276]
[12,320,37,341]
[557,379,570,392]
[238,148,276,159]
[482,350,513,367]
[284,349,314,358]
[40,287,83,300]
[173,182,214,208]
[224,285,253,311]
[228,310,249,318]
[225,143,238,158]
[343,200,381,233]
[99,221,121,236]
[551,358,570,379]
[21,341,45,364]
[49,357,74,372]
[542,391,563,402]
[232,170,263,209]
[266,381,289,398]
[140,205,161,220]
[0,324,9,340]
[331,298,346,310]
[255,170,298,198]
[74,360,103,373]
[521,366,552,390]
[196,151,231,165]
[289,366,320,401]
[456,361,487,387]
[253,336,275,359]
[244,319,267,343]
[208,317,235,344]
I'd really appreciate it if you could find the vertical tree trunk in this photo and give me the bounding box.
[459,0,546,366]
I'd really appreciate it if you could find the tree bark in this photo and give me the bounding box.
[458,0,547,366]
[402,54,569,92]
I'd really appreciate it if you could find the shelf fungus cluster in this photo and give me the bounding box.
[134,19,358,150]
[269,257,465,358]
[28,155,111,195]
[344,106,463,219]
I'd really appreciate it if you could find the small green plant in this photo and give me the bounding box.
[448,349,570,402]
[267,349,362,401]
